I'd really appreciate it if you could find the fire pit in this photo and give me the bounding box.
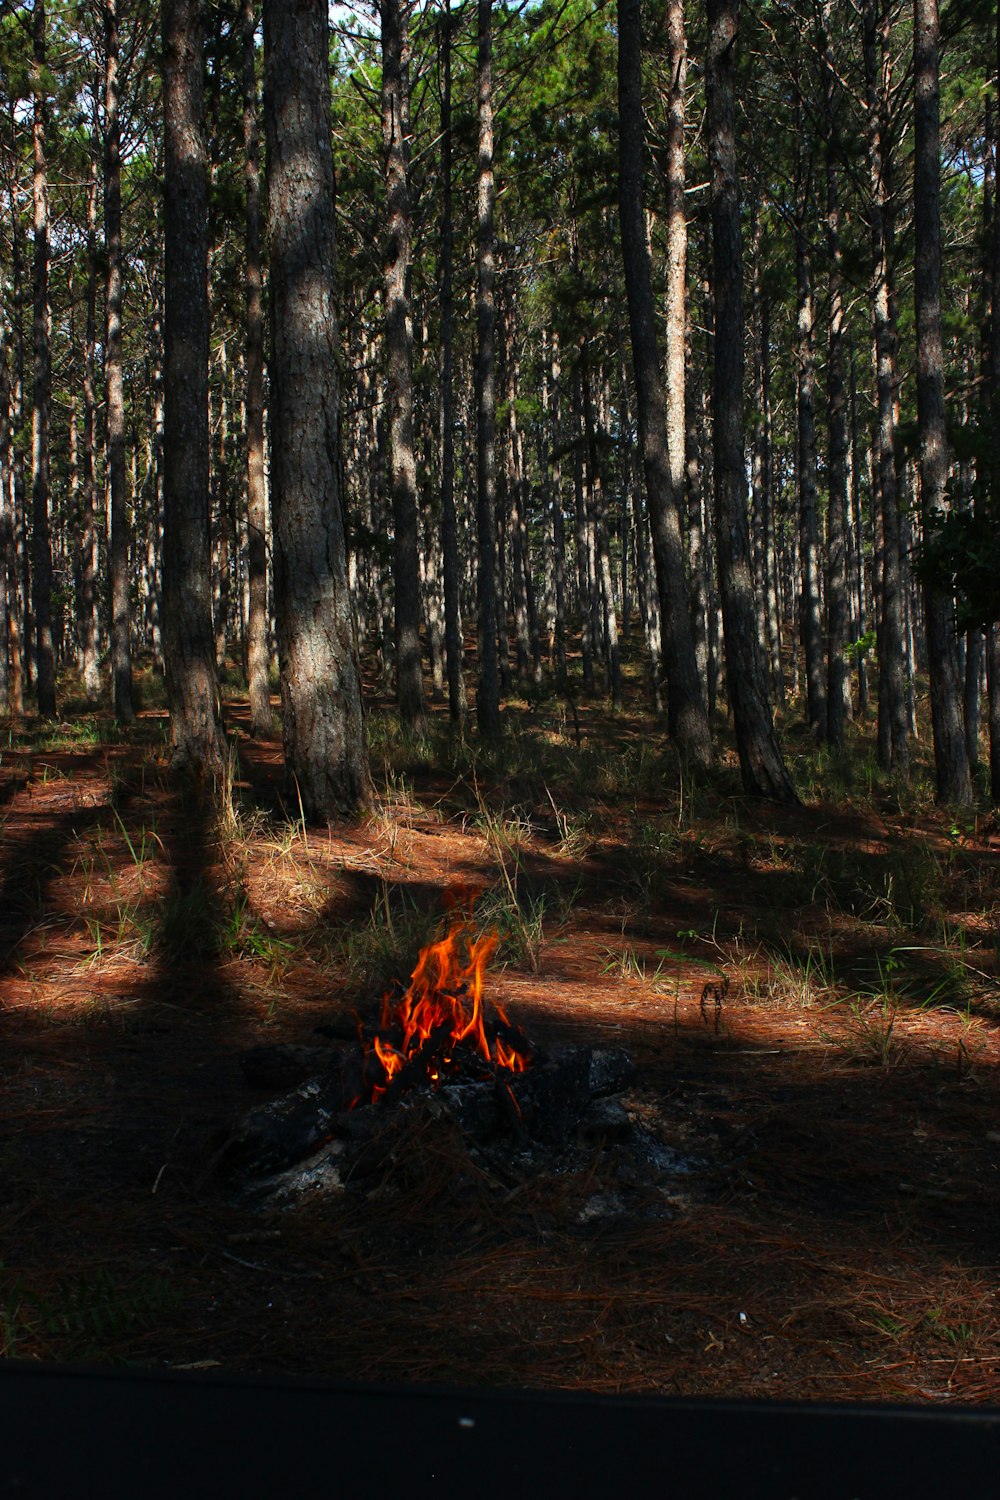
[219,917,688,1216]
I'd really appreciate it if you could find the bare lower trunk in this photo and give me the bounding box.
[264,0,369,819]
[381,0,425,730]
[706,0,796,802]
[913,0,971,804]
[243,0,270,736]
[162,0,224,776]
[864,0,908,775]
[105,0,134,721]
[80,158,101,702]
[475,0,500,738]
[439,0,466,724]
[820,0,850,747]
[617,0,711,767]
[795,220,825,739]
[31,0,55,718]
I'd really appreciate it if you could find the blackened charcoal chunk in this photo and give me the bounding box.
[579,1097,632,1142]
[510,1045,593,1141]
[223,1073,346,1175]
[438,1079,502,1139]
[587,1047,636,1099]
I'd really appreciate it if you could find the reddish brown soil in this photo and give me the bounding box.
[2,697,999,1404]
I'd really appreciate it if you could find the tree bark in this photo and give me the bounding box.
[913,0,972,803]
[242,0,271,737]
[617,0,712,769]
[0,288,11,714]
[795,212,825,740]
[438,0,466,724]
[162,0,224,776]
[863,0,908,775]
[105,0,135,721]
[264,0,370,820]
[820,0,850,746]
[706,0,797,802]
[381,0,425,730]
[31,0,55,718]
[80,152,101,703]
[475,0,500,738]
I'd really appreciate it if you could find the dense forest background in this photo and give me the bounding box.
[2,0,999,811]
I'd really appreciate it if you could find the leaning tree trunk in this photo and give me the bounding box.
[913,0,972,804]
[162,0,225,777]
[381,0,425,731]
[105,0,134,722]
[706,0,797,802]
[475,0,500,739]
[242,0,271,738]
[864,0,908,776]
[617,0,712,769]
[31,0,55,718]
[264,0,370,820]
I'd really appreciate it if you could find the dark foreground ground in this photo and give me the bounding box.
[1,682,999,1404]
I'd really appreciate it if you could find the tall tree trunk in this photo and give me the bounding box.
[264,0,370,819]
[475,0,500,738]
[31,0,55,717]
[80,153,101,703]
[438,0,466,724]
[242,0,271,737]
[989,9,1000,805]
[863,0,908,775]
[820,0,851,746]
[381,0,425,730]
[706,0,797,802]
[0,290,11,714]
[913,0,972,803]
[795,216,825,739]
[617,0,712,768]
[105,0,135,721]
[162,0,224,776]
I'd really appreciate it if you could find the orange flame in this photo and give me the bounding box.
[361,922,528,1103]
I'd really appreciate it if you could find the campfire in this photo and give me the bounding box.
[225,908,646,1208]
[355,923,532,1107]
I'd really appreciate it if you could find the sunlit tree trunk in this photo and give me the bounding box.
[863,0,908,775]
[617,0,712,767]
[79,154,101,703]
[264,0,370,819]
[475,0,500,738]
[31,0,55,717]
[242,0,270,737]
[795,211,825,739]
[381,0,425,730]
[105,0,134,721]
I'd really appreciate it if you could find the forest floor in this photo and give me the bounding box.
[2,660,1000,1405]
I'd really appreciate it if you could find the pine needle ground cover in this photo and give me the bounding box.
[1,687,999,1405]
